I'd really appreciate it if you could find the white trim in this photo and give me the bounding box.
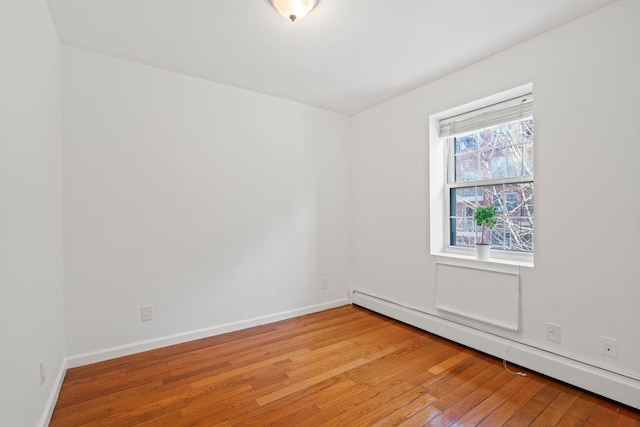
[447,175,534,188]
[37,358,67,427]
[351,289,640,411]
[434,251,534,269]
[66,299,349,368]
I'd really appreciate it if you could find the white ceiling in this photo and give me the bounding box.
[46,0,618,115]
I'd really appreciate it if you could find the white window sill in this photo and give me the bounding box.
[433,249,534,273]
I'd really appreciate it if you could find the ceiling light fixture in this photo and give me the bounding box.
[269,0,319,22]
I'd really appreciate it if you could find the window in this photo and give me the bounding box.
[430,87,534,263]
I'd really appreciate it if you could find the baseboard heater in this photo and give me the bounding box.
[350,289,640,411]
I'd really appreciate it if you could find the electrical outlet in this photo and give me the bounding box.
[321,277,329,290]
[546,323,561,343]
[141,305,153,322]
[601,336,617,358]
[40,357,46,386]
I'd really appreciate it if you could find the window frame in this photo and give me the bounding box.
[429,84,534,267]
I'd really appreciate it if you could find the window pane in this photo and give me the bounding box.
[520,119,534,143]
[479,185,501,208]
[499,183,534,217]
[490,154,506,179]
[479,148,507,179]
[455,135,478,153]
[522,183,534,216]
[451,187,476,216]
[484,127,508,148]
[454,119,533,184]
[450,183,534,251]
[491,218,529,251]
[455,152,478,182]
[523,141,534,176]
[519,217,534,252]
[507,144,524,177]
[490,219,505,250]
[450,217,475,247]
[506,142,534,178]
[502,217,534,252]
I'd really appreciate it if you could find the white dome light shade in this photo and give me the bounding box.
[269,0,320,22]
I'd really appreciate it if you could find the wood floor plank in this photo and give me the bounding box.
[429,363,507,410]
[315,341,459,415]
[249,340,440,424]
[256,328,422,406]
[255,337,409,407]
[311,342,459,425]
[475,374,548,426]
[425,369,524,426]
[292,366,429,426]
[583,399,625,427]
[529,386,583,427]
[500,382,563,426]
[610,405,640,427]
[336,350,496,425]
[49,305,640,426]
[555,393,598,426]
[370,389,438,427]
[232,378,357,425]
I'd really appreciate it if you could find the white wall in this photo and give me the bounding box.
[62,46,351,357]
[352,0,639,387]
[0,1,66,426]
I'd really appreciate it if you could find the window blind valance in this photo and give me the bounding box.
[439,94,533,138]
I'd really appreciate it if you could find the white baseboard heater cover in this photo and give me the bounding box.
[435,263,520,331]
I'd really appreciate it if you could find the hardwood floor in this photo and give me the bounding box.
[50,305,640,426]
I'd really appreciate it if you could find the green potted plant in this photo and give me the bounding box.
[474,204,497,260]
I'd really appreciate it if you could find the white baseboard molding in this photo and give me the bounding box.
[38,358,67,427]
[351,290,640,411]
[66,298,349,369]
